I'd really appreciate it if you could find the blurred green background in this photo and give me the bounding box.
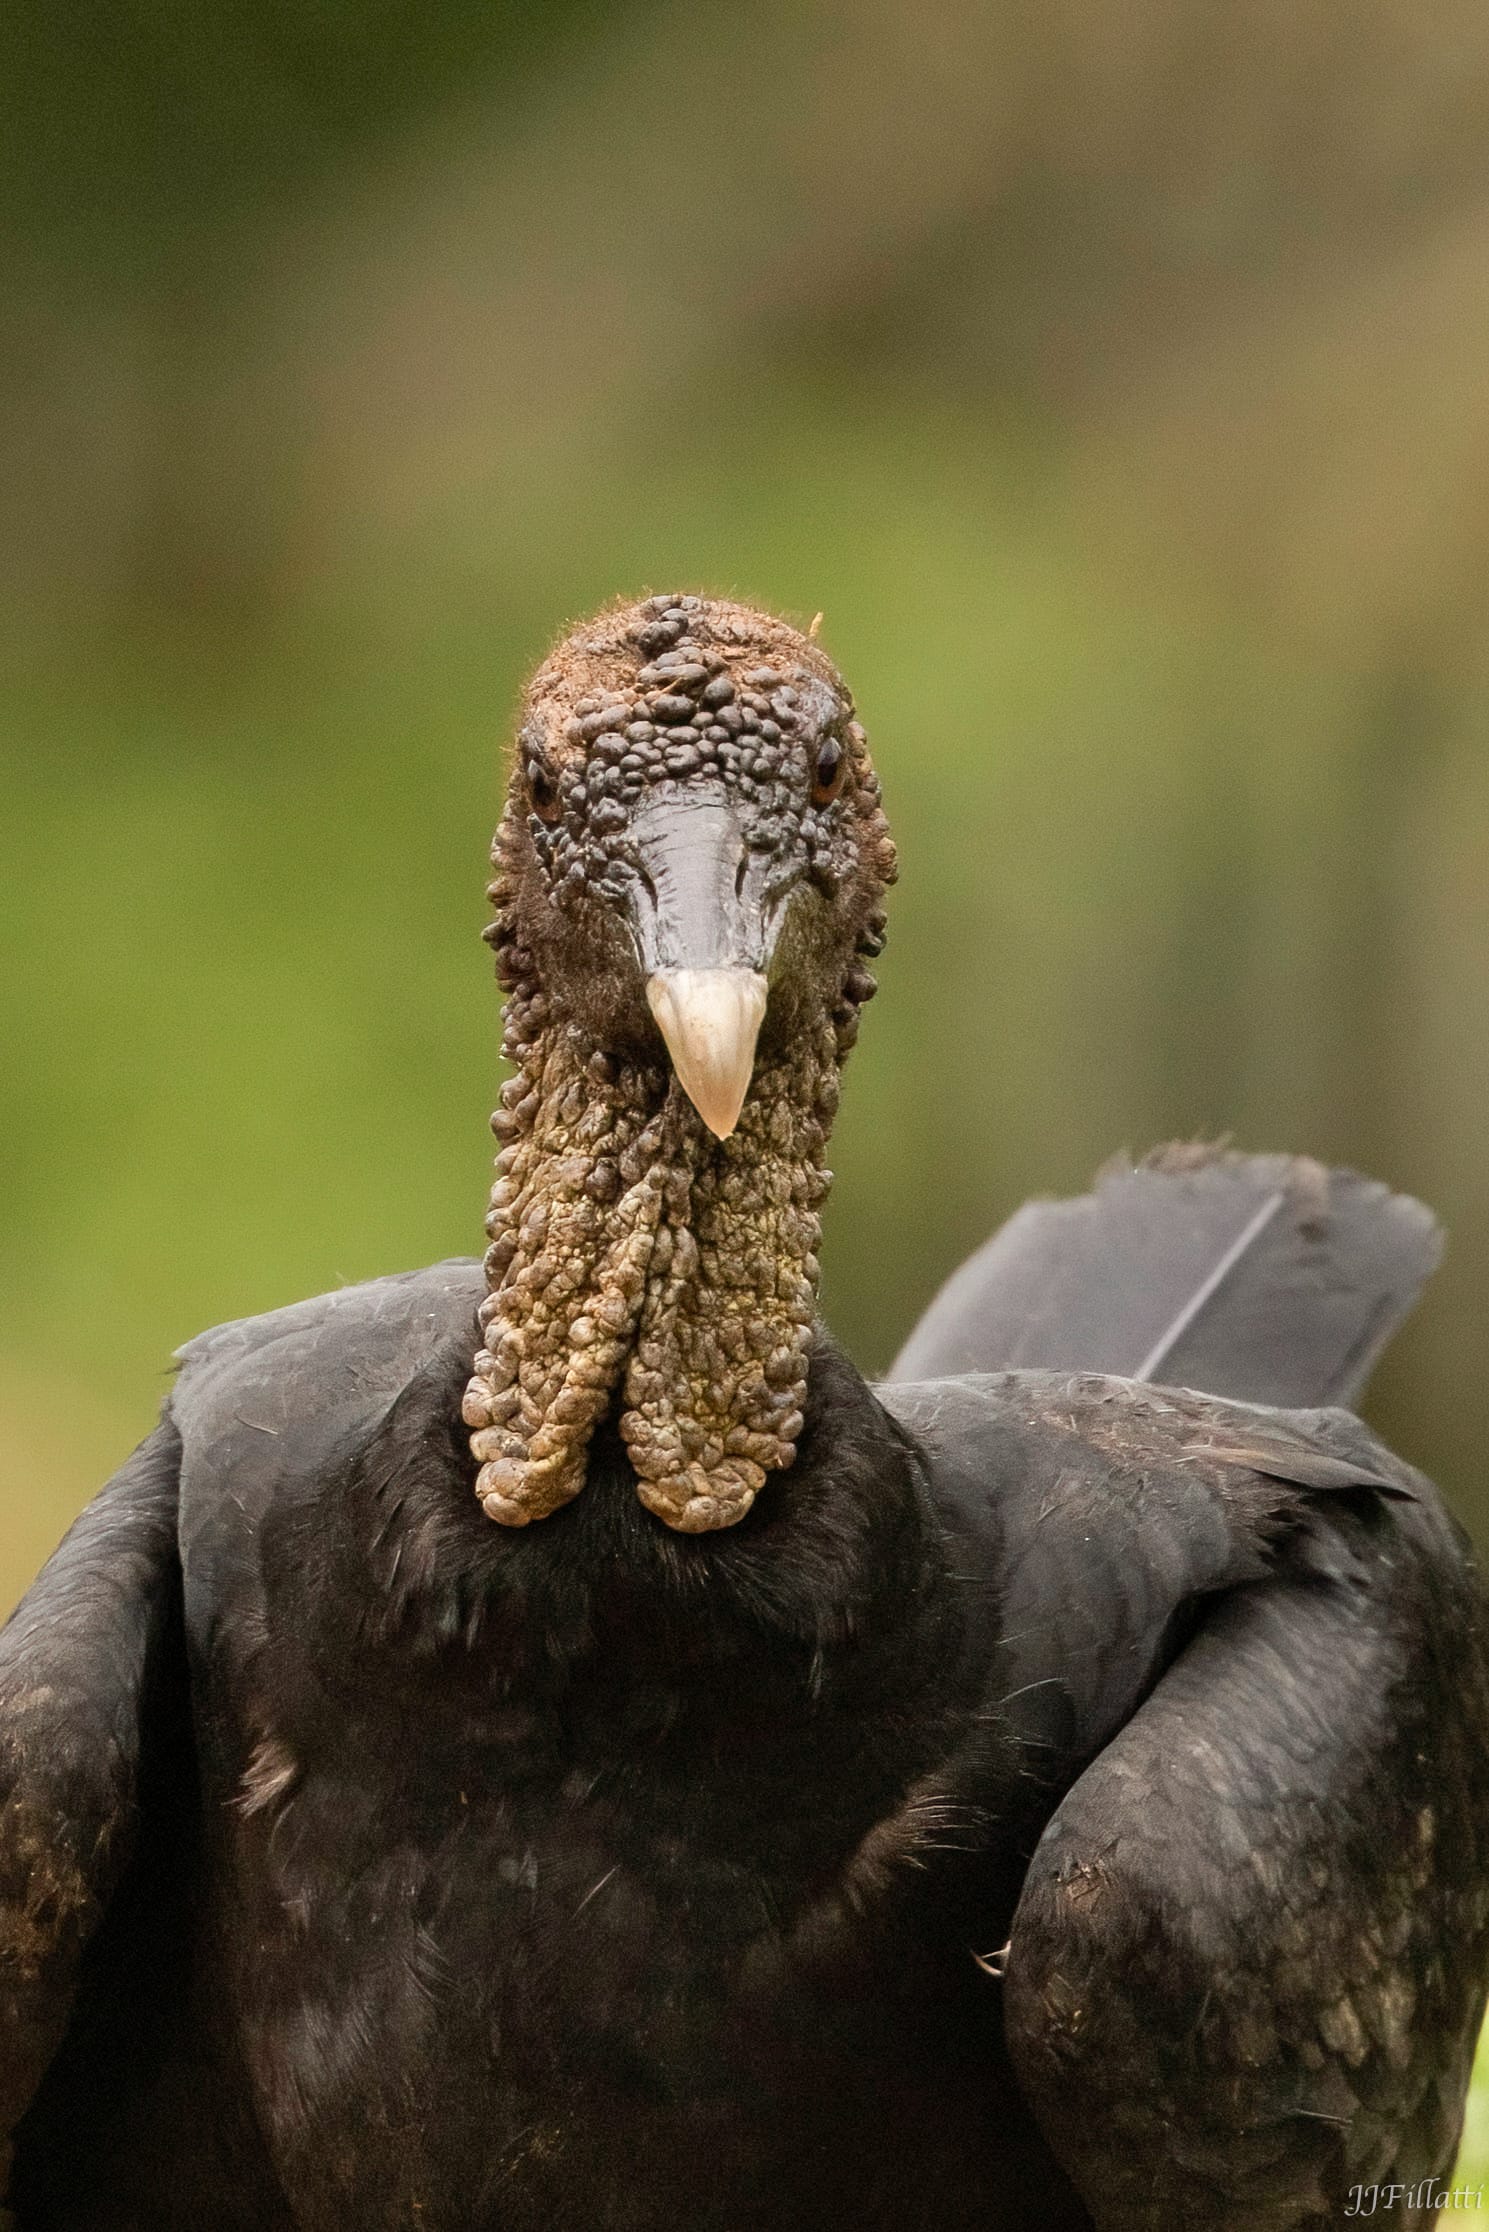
[5,0,1489,1580]
[5,0,1489,1593]
[4,0,1489,2179]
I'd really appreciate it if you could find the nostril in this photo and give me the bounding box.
[734,850,749,902]
[621,855,661,974]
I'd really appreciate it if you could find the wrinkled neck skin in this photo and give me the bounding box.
[465,1023,833,1535]
[462,825,870,1538]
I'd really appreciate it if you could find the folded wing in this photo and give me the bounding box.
[0,1420,184,2198]
[1002,1428,1489,2227]
[882,1149,1489,2228]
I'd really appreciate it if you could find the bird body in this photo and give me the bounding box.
[16,1271,1059,2231]
[10,1242,1485,2230]
[3,595,1486,2229]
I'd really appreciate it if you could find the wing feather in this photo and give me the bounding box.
[888,1148,1440,1408]
[0,1419,182,2169]
[1003,1476,1489,2228]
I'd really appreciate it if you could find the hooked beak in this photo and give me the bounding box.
[624,791,788,1139]
[645,969,767,1140]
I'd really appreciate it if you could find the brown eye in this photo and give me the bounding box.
[527,757,562,824]
[811,736,847,806]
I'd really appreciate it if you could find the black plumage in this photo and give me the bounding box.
[3,595,1487,2230]
[5,1186,1487,2230]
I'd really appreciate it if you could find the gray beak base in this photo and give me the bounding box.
[624,789,791,1139]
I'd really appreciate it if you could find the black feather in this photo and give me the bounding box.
[886,1143,1441,1406]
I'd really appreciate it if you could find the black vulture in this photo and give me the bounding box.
[3,592,1487,2231]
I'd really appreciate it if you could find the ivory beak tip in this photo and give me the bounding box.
[646,969,769,1139]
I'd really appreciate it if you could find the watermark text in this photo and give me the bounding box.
[1346,2183,1484,2217]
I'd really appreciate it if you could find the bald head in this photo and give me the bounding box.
[470,594,897,1531]
[493,592,896,1131]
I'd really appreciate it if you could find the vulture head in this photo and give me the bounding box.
[464,593,897,1536]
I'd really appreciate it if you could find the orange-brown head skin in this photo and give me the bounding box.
[463,593,896,1533]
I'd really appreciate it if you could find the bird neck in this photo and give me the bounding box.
[379,1331,975,1771]
[462,959,844,1535]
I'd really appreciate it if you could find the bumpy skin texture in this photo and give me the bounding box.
[462,593,896,1532]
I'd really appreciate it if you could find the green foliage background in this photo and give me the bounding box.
[3,0,1489,2175]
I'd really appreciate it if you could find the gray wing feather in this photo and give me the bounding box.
[888,1148,1441,1408]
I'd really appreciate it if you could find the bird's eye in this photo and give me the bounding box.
[527,757,562,824]
[811,736,847,806]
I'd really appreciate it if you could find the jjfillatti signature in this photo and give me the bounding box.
[1346,2183,1485,2216]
